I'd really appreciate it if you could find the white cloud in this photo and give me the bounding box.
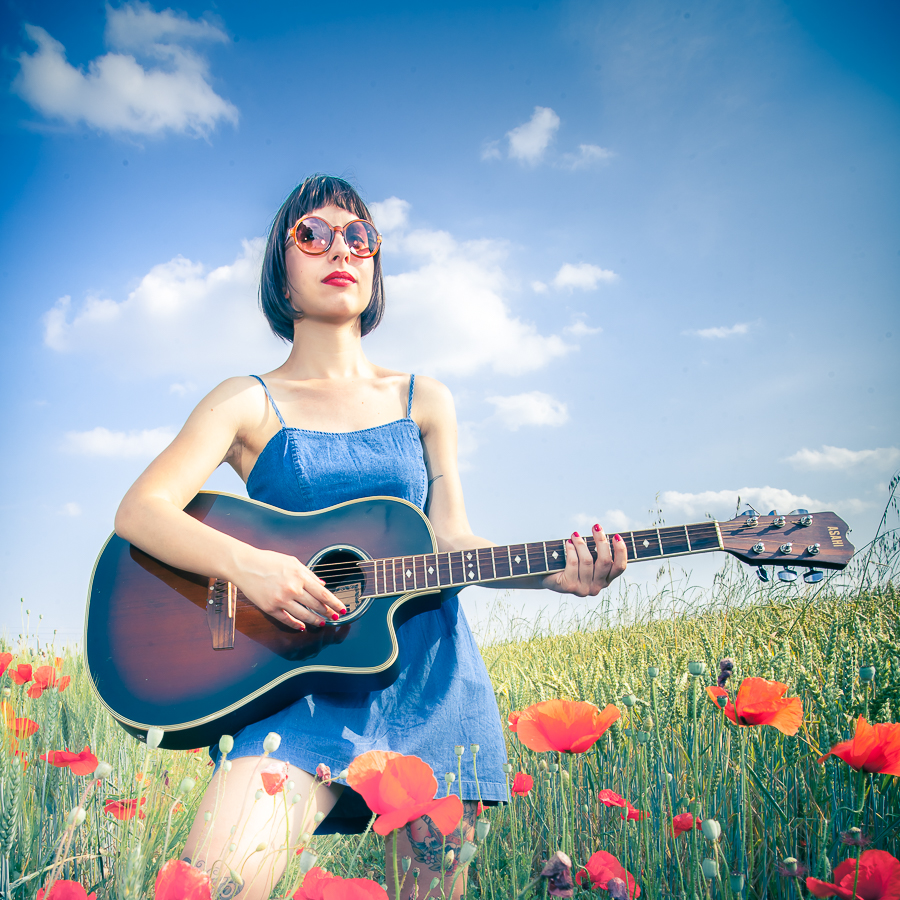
[62,426,175,458]
[486,392,569,430]
[366,205,573,377]
[169,381,197,395]
[560,144,614,169]
[507,106,560,164]
[480,140,502,161]
[552,262,619,291]
[785,445,900,472]
[657,486,870,521]
[13,2,237,137]
[369,197,410,234]
[61,502,82,517]
[531,281,548,293]
[43,238,287,380]
[563,318,602,337]
[687,322,750,339]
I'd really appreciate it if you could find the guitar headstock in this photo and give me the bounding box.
[720,509,854,583]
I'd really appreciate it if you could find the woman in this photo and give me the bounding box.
[115,174,626,898]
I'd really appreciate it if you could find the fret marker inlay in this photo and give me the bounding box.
[466,552,473,560]
[405,569,412,578]
[467,571,475,579]
[514,555,521,564]
[428,566,434,574]
[552,550,559,559]
[642,540,650,548]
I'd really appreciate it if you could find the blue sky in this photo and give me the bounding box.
[1,0,898,643]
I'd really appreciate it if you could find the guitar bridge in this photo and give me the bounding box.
[207,578,236,650]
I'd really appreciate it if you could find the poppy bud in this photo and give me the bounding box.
[204,812,212,822]
[445,772,456,784]
[402,857,411,873]
[254,790,263,801]
[476,818,491,841]
[730,874,745,892]
[647,666,659,679]
[688,661,707,676]
[637,731,650,744]
[93,761,112,780]
[292,794,301,805]
[229,842,237,852]
[177,777,196,796]
[146,726,164,749]
[622,693,637,707]
[782,857,798,873]
[539,760,549,772]
[454,745,465,757]
[337,769,349,779]
[298,849,317,873]
[66,806,86,827]
[287,781,295,791]
[443,850,455,871]
[701,858,719,879]
[223,760,232,772]
[228,868,243,886]
[701,818,721,841]
[502,763,513,774]
[470,743,480,754]
[314,811,325,824]
[219,735,234,754]
[429,878,440,890]
[301,832,311,843]
[549,763,559,773]
[561,768,570,782]
[607,877,628,900]
[459,841,477,866]
[263,732,281,753]
[255,843,266,853]
[859,666,875,682]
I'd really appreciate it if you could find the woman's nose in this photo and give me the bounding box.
[329,227,352,260]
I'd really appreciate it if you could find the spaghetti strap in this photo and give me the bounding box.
[406,374,416,418]
[250,375,287,429]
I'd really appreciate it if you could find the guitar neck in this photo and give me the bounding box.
[359,521,723,597]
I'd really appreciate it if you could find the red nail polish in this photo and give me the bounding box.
[341,607,348,614]
[331,613,340,621]
[573,531,580,538]
[567,538,573,545]
[299,624,306,631]
[614,534,622,542]
[593,523,601,532]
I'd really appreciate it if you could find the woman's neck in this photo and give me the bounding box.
[280,317,374,381]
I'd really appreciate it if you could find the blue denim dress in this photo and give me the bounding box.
[222,375,508,833]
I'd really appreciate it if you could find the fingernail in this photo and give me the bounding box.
[319,620,327,627]
[567,538,573,545]
[331,613,340,621]
[573,531,580,538]
[298,624,306,631]
[614,534,622,542]
[593,523,601,532]
[318,578,326,584]
[340,607,348,614]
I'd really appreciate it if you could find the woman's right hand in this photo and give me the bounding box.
[235,547,347,631]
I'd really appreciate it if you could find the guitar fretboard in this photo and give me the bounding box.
[358,522,722,597]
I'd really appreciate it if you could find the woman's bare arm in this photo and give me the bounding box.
[114,376,344,628]
[415,376,626,596]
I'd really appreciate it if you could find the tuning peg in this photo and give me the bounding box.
[756,566,769,582]
[777,566,798,583]
[803,568,824,584]
[789,508,809,515]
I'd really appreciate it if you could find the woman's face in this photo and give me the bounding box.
[283,203,376,330]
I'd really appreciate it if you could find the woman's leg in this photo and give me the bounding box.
[182,757,342,900]
[386,802,477,900]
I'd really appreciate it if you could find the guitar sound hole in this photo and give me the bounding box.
[309,547,368,621]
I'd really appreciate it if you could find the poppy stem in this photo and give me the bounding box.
[392,828,400,900]
[347,811,376,877]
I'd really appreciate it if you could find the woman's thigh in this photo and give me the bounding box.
[183,756,342,900]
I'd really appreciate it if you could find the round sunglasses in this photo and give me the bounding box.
[287,215,381,259]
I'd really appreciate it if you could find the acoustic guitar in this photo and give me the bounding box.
[84,492,854,749]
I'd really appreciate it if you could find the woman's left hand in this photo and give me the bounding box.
[542,526,627,596]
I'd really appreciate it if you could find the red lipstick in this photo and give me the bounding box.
[322,270,357,286]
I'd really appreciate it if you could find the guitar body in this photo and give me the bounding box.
[85,493,446,749]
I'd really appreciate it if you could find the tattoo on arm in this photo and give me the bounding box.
[428,474,443,488]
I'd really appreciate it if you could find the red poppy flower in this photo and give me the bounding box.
[575,851,641,898]
[0,652,11,678]
[34,665,58,689]
[1,701,39,739]
[598,789,627,808]
[41,747,99,776]
[707,678,802,735]
[54,656,64,670]
[805,849,900,899]
[620,801,649,822]
[511,772,534,796]
[154,859,212,900]
[292,867,389,900]
[514,700,621,754]
[346,750,463,837]
[818,716,900,776]
[316,763,332,784]
[104,798,147,821]
[36,880,98,900]
[508,710,522,732]
[28,684,44,699]
[57,676,71,693]
[260,760,289,795]
[10,664,33,686]
[672,813,701,836]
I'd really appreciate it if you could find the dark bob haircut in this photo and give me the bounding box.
[259,174,385,342]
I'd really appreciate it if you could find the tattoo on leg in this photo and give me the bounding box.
[183,856,245,898]
[404,801,478,875]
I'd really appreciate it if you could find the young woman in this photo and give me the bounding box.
[115,174,626,898]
